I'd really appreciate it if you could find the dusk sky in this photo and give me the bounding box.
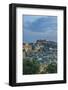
[23,15,57,43]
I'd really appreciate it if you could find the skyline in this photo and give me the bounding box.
[23,15,57,43]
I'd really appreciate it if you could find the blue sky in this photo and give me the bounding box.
[23,15,57,43]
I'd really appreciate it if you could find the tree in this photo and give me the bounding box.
[23,59,40,75]
[46,63,57,73]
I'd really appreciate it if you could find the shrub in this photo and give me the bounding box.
[23,59,40,75]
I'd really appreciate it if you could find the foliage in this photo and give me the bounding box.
[46,63,57,73]
[23,59,40,74]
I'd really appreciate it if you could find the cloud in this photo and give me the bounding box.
[24,28,57,42]
[23,15,57,42]
[24,16,57,32]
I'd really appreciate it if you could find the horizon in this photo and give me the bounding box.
[23,39,57,44]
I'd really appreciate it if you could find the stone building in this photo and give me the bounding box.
[23,43,32,52]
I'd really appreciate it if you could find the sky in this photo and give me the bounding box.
[23,15,57,43]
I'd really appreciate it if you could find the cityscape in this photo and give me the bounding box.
[23,39,57,74]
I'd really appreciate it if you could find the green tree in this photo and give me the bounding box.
[23,59,40,75]
[46,63,57,73]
